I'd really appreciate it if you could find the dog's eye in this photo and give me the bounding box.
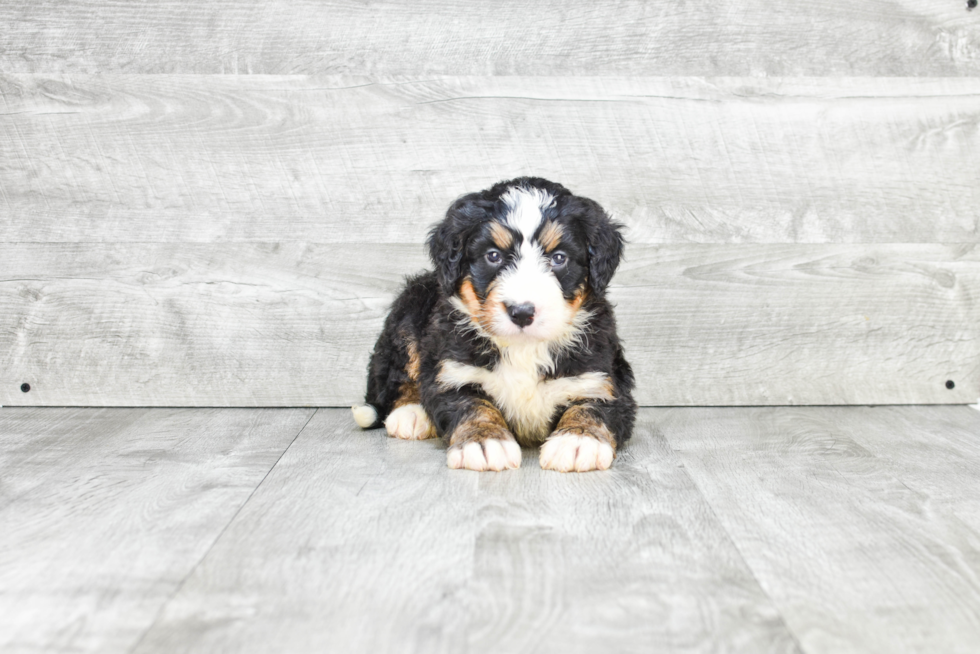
[486,250,502,264]
[550,252,567,267]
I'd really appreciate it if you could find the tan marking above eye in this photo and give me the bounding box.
[489,222,514,250]
[537,220,564,253]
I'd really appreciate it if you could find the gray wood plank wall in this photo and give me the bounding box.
[2,76,978,244]
[1,243,977,406]
[2,1,978,76]
[1,1,978,407]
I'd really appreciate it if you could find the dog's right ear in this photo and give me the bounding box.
[427,192,492,295]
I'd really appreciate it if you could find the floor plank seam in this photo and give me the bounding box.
[124,408,319,654]
[663,439,809,653]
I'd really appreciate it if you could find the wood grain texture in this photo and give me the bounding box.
[130,408,801,654]
[2,75,978,244]
[7,407,980,653]
[661,406,980,654]
[0,407,314,654]
[616,243,980,406]
[1,242,976,407]
[836,405,980,533]
[2,0,978,76]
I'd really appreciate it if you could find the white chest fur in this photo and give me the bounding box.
[437,342,613,443]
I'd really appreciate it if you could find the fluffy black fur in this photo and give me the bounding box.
[359,177,636,457]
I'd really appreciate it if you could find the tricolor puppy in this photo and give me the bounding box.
[352,177,636,472]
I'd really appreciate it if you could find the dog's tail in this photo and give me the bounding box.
[351,403,382,429]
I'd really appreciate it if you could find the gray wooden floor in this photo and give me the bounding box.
[3,406,980,653]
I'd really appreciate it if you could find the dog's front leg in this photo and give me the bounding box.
[441,397,522,471]
[540,403,617,472]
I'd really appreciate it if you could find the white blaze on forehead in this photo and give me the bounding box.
[501,186,555,242]
[493,187,569,342]
[500,239,551,303]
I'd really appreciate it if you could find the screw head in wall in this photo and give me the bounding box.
[20,383,31,393]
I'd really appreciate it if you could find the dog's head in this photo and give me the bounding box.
[427,177,624,344]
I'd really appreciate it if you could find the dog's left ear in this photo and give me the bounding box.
[578,198,625,296]
[427,192,492,295]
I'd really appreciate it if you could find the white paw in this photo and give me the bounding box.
[384,404,436,440]
[539,434,614,472]
[447,439,522,471]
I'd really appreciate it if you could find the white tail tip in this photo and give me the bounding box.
[351,404,379,428]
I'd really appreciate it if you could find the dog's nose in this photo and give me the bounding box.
[506,302,535,328]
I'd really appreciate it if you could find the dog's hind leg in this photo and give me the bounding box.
[352,321,411,429]
[381,337,437,440]
[353,271,441,434]
[354,327,436,439]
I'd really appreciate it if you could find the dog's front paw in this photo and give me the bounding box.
[540,432,615,472]
[384,404,437,440]
[446,401,521,471]
[541,405,617,472]
[447,432,522,471]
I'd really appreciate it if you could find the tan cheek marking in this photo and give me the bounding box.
[489,222,514,250]
[563,283,589,326]
[555,404,617,451]
[459,278,482,316]
[538,220,564,253]
[477,285,503,333]
[459,276,503,334]
[569,284,588,313]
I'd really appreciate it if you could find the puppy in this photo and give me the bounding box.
[351,177,636,472]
